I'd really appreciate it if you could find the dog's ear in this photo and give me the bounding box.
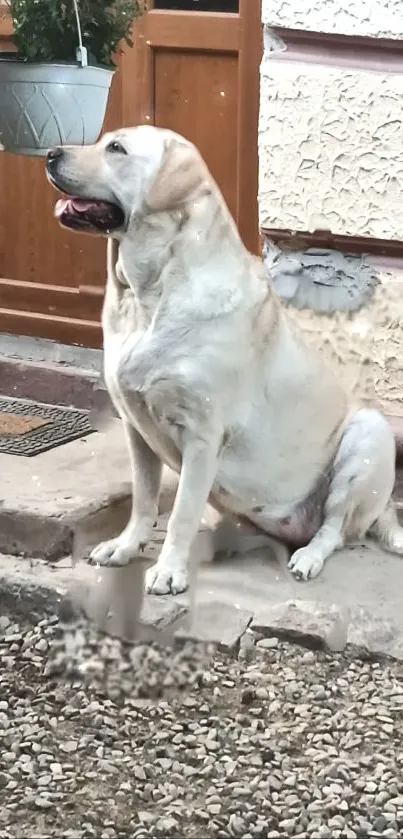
[146,140,211,213]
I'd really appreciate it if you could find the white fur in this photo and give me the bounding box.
[50,125,403,594]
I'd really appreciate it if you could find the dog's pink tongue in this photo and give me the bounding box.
[54,197,101,218]
[71,198,99,212]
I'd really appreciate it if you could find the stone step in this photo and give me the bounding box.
[0,354,109,413]
[1,411,403,562]
[0,418,181,562]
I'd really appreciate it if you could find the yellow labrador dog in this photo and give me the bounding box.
[46,125,403,595]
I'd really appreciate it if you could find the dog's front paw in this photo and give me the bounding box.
[288,548,324,581]
[145,562,189,596]
[88,536,145,567]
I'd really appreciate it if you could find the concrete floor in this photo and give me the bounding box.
[1,420,403,660]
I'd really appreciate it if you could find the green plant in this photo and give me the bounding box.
[6,0,145,66]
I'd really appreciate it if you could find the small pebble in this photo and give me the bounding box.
[256,637,279,650]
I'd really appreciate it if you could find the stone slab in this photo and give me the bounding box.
[346,607,403,660]
[176,601,253,651]
[251,599,350,652]
[78,559,194,644]
[251,597,403,661]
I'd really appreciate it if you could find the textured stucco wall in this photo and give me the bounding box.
[259,61,403,239]
[283,268,403,416]
[259,3,403,414]
[262,0,403,39]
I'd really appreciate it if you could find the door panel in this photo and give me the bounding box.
[154,50,238,218]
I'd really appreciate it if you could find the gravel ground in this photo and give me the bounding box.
[1,609,403,839]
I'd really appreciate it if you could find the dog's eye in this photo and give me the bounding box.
[106,140,127,155]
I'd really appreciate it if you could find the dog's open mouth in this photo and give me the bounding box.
[55,197,125,233]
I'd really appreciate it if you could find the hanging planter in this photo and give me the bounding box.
[0,57,115,155]
[0,0,145,156]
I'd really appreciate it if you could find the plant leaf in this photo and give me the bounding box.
[8,0,143,65]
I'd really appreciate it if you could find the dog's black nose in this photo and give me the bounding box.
[47,146,64,165]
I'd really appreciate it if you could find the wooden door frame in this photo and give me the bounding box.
[121,0,262,253]
[237,0,262,254]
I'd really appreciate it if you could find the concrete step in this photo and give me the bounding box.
[1,411,403,562]
[0,417,181,562]
[0,354,110,413]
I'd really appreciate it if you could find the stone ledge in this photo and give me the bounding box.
[176,601,253,652]
[251,599,403,661]
[0,356,108,411]
[0,555,250,653]
[2,555,403,663]
[252,600,349,652]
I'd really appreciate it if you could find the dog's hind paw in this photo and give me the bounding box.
[145,562,189,596]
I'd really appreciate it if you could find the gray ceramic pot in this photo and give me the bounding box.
[0,57,114,156]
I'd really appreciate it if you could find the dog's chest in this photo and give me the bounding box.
[103,329,188,464]
[104,330,150,406]
[103,280,158,403]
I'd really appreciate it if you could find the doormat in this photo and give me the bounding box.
[0,397,94,457]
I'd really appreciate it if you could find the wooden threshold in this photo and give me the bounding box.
[275,27,403,55]
[261,229,403,264]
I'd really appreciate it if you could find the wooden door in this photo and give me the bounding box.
[126,0,261,251]
[0,0,261,347]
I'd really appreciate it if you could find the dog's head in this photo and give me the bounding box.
[46,125,212,236]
